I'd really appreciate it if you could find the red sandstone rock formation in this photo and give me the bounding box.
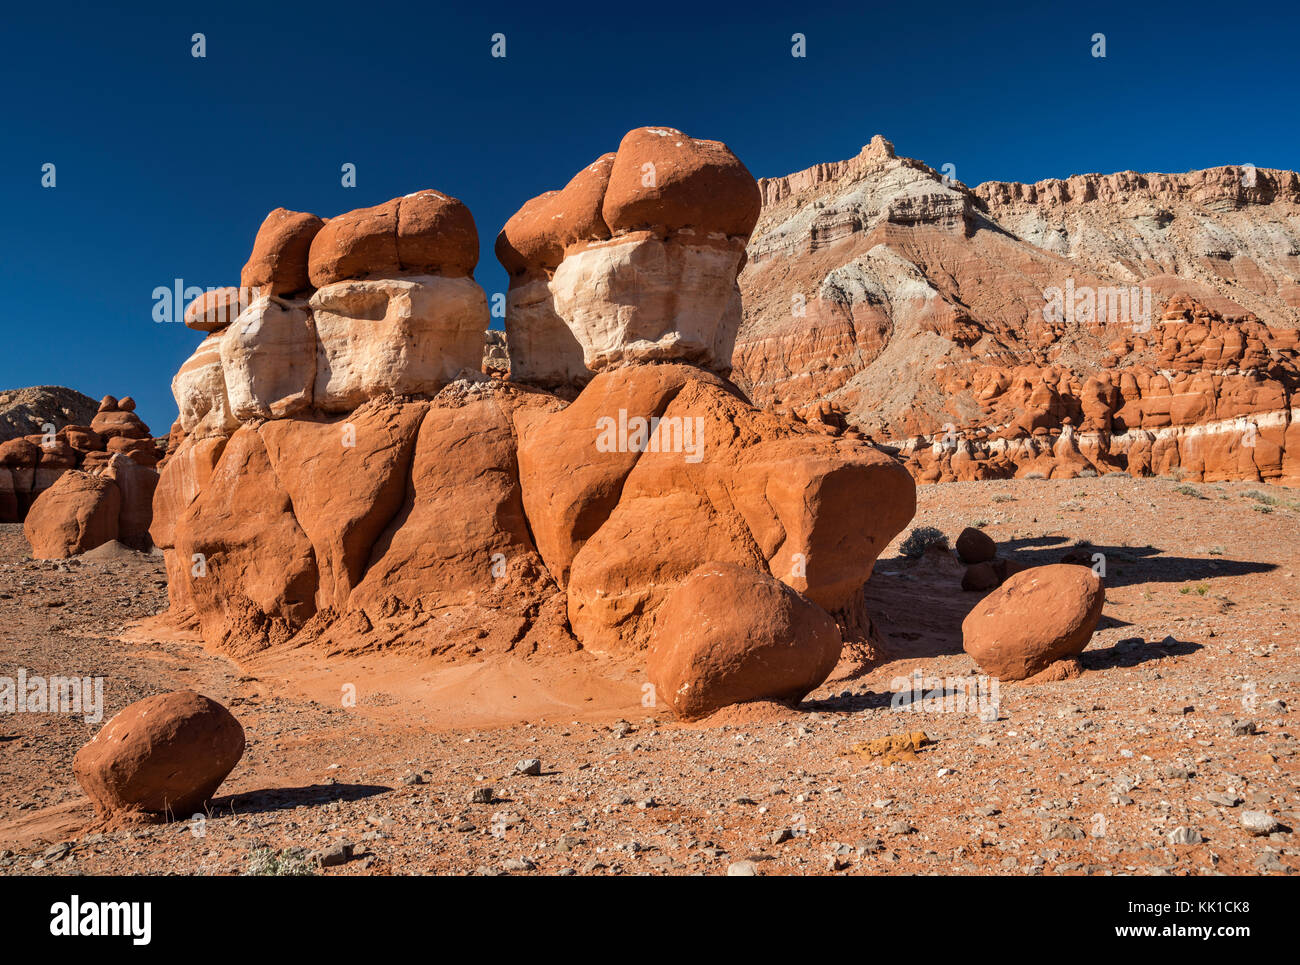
[242,207,324,297]
[23,471,121,558]
[3,391,165,547]
[307,191,478,288]
[154,131,917,720]
[733,140,1300,484]
[899,297,1299,484]
[184,287,251,332]
[559,366,913,653]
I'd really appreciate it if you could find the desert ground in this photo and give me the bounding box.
[0,473,1295,876]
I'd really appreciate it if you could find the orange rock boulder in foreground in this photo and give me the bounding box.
[23,470,120,558]
[73,690,245,823]
[647,563,844,720]
[154,128,917,719]
[962,564,1105,681]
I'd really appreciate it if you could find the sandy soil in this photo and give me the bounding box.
[1,474,1297,876]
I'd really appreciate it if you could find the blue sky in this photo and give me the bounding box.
[3,0,1296,433]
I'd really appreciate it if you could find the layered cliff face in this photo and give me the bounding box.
[902,296,1300,484]
[977,167,1300,325]
[733,138,1300,483]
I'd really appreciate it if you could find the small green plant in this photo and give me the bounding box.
[899,526,947,558]
[991,494,1016,503]
[1253,504,1274,514]
[243,848,316,877]
[1174,484,1202,498]
[1195,584,1209,596]
[1179,586,1191,595]
[972,519,989,528]
[1244,490,1279,506]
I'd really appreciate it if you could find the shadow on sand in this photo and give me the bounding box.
[998,536,1275,589]
[208,783,391,818]
[1080,634,1203,670]
[814,635,1203,714]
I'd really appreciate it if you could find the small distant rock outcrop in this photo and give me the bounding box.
[73,690,245,823]
[0,386,100,440]
[3,392,165,552]
[154,126,918,719]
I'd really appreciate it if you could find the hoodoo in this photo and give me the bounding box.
[152,127,917,717]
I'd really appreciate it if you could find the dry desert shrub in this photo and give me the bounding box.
[899,526,947,558]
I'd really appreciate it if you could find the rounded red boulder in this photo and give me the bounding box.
[955,526,996,564]
[183,286,250,332]
[73,690,246,822]
[647,562,842,720]
[495,153,617,279]
[308,190,478,287]
[241,207,325,296]
[962,564,1104,680]
[602,127,762,240]
[23,470,120,558]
